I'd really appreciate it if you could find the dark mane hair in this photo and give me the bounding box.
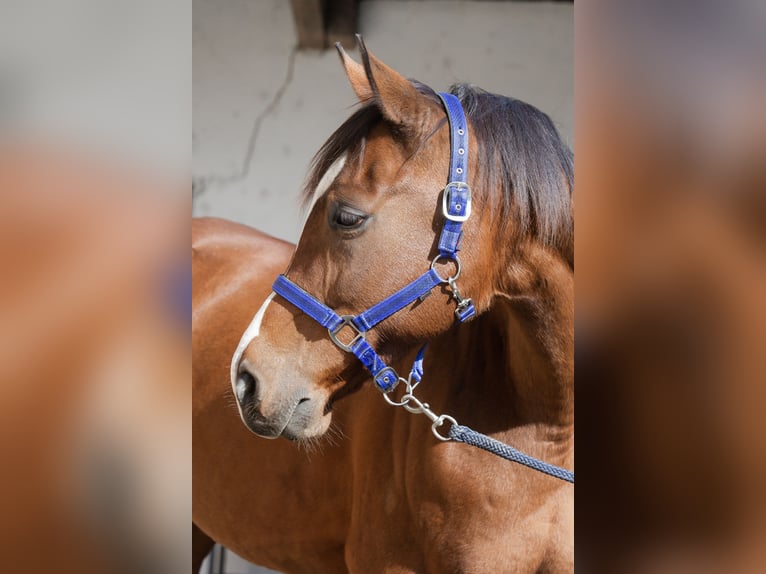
[303,82,573,264]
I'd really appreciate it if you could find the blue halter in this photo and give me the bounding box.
[268,93,574,483]
[272,92,475,393]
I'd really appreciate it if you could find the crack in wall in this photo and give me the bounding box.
[193,46,298,205]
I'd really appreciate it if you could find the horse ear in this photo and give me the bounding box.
[357,35,431,130]
[337,36,432,133]
[335,42,373,102]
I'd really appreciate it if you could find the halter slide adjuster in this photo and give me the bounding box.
[374,366,400,393]
[328,315,365,352]
[442,181,472,223]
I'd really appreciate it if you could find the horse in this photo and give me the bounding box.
[193,38,573,573]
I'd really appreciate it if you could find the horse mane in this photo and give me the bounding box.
[303,82,574,265]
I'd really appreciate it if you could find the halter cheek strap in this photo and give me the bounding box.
[437,92,471,258]
[272,92,475,393]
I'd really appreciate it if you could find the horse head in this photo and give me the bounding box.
[231,37,573,441]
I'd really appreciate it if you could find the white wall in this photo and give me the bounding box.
[193,0,573,244]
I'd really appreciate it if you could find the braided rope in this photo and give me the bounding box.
[449,425,574,483]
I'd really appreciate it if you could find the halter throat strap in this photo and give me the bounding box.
[271,92,474,392]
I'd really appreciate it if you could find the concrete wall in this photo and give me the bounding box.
[193,1,571,572]
[193,0,572,245]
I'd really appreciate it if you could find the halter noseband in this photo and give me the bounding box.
[271,92,475,394]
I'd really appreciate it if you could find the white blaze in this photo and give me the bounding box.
[302,152,347,228]
[230,292,276,408]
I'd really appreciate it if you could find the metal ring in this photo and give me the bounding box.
[430,254,462,283]
[382,379,412,407]
[431,415,458,441]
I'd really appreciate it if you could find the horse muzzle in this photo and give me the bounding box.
[235,364,321,440]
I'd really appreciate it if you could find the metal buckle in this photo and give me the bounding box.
[442,181,472,223]
[328,315,365,352]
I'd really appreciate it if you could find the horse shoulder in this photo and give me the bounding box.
[402,433,572,574]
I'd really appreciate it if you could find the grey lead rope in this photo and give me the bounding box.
[449,424,575,483]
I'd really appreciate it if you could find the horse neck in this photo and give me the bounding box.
[431,242,574,436]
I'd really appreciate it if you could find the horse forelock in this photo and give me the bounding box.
[302,81,574,265]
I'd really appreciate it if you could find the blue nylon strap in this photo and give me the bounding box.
[437,92,470,259]
[438,223,463,258]
[349,338,398,391]
[353,269,442,332]
[275,270,442,337]
[272,275,344,331]
[409,344,427,384]
[455,301,476,323]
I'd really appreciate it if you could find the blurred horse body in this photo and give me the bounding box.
[0,148,188,574]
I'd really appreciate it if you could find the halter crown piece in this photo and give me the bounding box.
[272,92,475,394]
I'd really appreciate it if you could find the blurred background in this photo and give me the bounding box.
[0,1,189,573]
[194,1,572,571]
[576,1,766,572]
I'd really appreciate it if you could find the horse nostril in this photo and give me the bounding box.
[294,397,313,418]
[236,370,257,403]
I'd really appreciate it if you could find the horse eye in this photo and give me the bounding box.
[331,206,367,230]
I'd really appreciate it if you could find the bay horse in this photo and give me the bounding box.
[193,39,573,573]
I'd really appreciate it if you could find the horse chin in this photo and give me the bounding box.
[240,407,331,441]
[240,416,283,439]
[282,412,332,441]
